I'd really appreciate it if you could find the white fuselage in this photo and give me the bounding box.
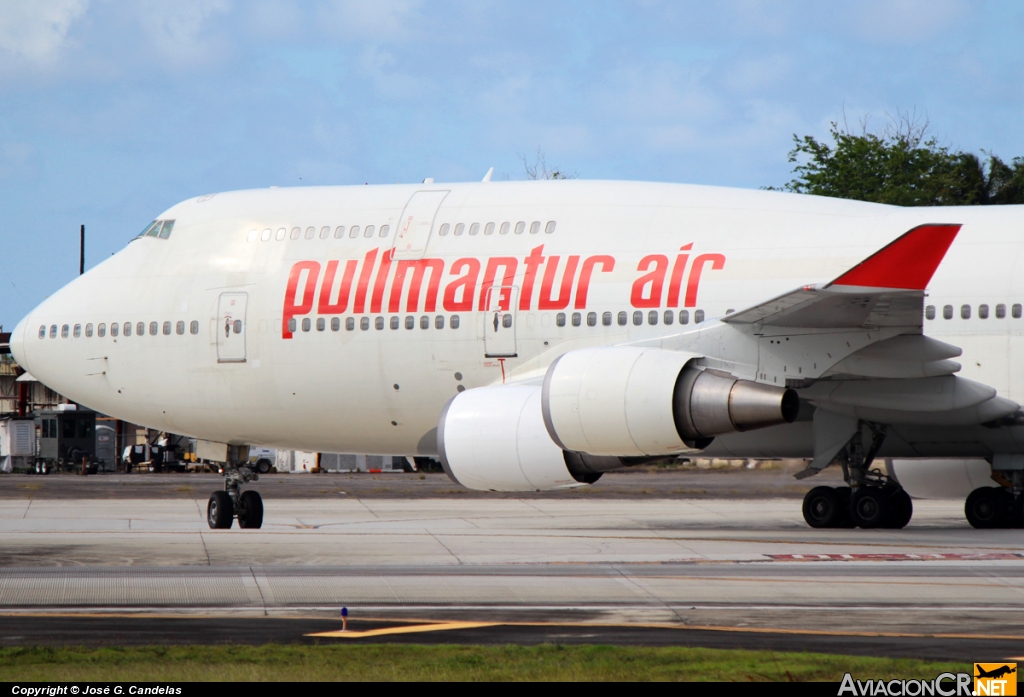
[10,180,1024,458]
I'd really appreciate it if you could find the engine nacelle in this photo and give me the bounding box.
[437,385,583,491]
[542,347,799,457]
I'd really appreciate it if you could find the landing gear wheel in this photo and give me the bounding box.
[833,487,856,528]
[237,490,264,529]
[883,489,913,529]
[208,491,234,529]
[850,487,890,529]
[965,487,1011,529]
[802,486,847,528]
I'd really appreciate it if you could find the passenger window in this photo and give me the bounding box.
[61,324,69,338]
[997,303,1007,319]
[502,314,512,328]
[602,312,612,326]
[439,224,450,236]
[331,317,340,331]
[572,312,581,327]
[545,221,556,234]
[379,225,390,238]
[162,321,171,335]
[435,315,445,329]
[925,305,935,320]
[515,222,526,235]
[499,222,510,235]
[587,312,597,327]
[288,318,297,333]
[350,226,360,238]
[38,325,45,339]
[261,229,271,242]
[454,223,465,236]
[85,323,93,337]
[98,324,106,338]
[1014,304,1022,319]
[961,304,971,320]
[664,310,674,325]
[276,228,286,241]
[484,223,495,235]
[556,313,566,327]
[405,316,415,330]
[316,318,325,331]
[389,316,399,330]
[648,310,658,325]
[190,320,199,335]
[530,221,541,234]
[943,305,953,319]
[335,226,345,239]
[979,304,990,319]
[110,323,119,337]
[469,223,480,236]
[301,318,311,332]
[695,310,705,323]
[247,230,257,243]
[365,225,375,238]
[73,324,81,338]
[158,221,174,239]
[633,311,642,326]
[360,317,370,331]
[346,317,355,331]
[290,227,301,240]
[680,310,689,324]
[49,324,57,338]
[175,321,184,335]
[617,311,627,326]
[148,322,157,335]
[420,316,429,329]
[305,227,315,240]
[321,226,331,239]
[124,322,132,337]
[450,315,460,329]
[375,317,385,330]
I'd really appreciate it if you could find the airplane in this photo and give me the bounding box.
[9,179,1024,531]
[976,666,1017,680]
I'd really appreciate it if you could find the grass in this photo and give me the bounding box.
[0,645,966,682]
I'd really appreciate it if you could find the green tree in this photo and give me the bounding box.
[779,115,1024,206]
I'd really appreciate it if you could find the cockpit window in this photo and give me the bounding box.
[135,219,175,240]
[158,220,174,238]
[138,221,160,237]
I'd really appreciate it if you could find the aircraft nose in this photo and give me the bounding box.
[9,315,30,374]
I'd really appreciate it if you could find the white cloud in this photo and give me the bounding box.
[315,0,422,39]
[0,0,88,63]
[133,0,231,66]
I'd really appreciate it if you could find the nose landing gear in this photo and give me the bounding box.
[206,464,264,530]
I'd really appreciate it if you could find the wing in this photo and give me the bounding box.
[723,224,961,329]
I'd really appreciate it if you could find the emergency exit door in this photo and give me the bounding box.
[392,190,450,260]
[217,292,247,363]
[483,286,518,357]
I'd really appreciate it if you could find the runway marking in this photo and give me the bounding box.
[769,553,1024,562]
[307,621,498,638]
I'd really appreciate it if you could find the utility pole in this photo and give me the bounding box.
[79,224,85,275]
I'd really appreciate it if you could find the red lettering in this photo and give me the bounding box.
[538,255,580,310]
[318,259,358,314]
[442,258,481,311]
[575,255,614,309]
[353,248,378,314]
[282,261,320,339]
[390,259,444,313]
[630,255,669,308]
[666,244,692,308]
[370,248,393,313]
[478,257,518,311]
[685,253,726,307]
[519,245,545,311]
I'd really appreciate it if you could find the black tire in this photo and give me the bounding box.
[850,487,889,529]
[208,491,234,529]
[255,459,273,475]
[833,487,857,528]
[884,489,913,529]
[237,490,264,529]
[965,487,1011,529]
[802,486,844,528]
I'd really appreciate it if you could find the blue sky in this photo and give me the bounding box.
[2,0,1024,329]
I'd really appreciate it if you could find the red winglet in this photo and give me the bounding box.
[829,224,961,291]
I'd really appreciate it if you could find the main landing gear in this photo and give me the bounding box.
[964,468,1024,529]
[207,464,263,530]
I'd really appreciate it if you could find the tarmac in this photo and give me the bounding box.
[1,469,1023,661]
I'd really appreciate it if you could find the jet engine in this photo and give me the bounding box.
[542,347,799,457]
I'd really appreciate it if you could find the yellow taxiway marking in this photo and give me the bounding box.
[307,621,499,638]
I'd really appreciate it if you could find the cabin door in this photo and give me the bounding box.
[483,285,518,358]
[392,190,450,260]
[217,292,248,363]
